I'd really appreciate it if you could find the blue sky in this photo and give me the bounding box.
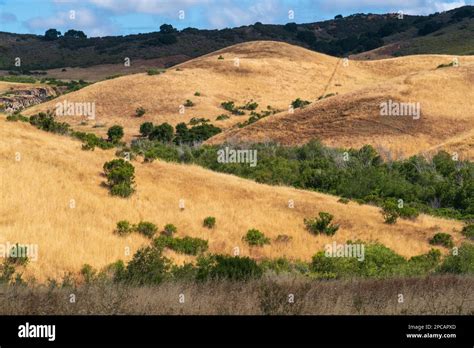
[0,0,471,37]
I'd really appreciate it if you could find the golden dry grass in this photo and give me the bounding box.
[209,54,474,160]
[23,41,474,159]
[0,118,466,282]
[0,81,43,94]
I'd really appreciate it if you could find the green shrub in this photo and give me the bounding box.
[72,131,114,150]
[194,91,201,96]
[291,98,310,109]
[381,199,399,224]
[107,125,124,143]
[110,182,134,198]
[147,68,164,75]
[139,122,154,137]
[103,159,135,197]
[163,224,177,236]
[218,55,224,60]
[406,249,441,276]
[429,233,454,248]
[189,117,209,125]
[338,197,350,204]
[184,99,194,107]
[6,114,29,122]
[461,224,474,240]
[115,220,133,236]
[311,242,407,278]
[136,221,158,239]
[437,61,455,69]
[196,255,262,281]
[203,216,216,229]
[216,114,230,121]
[30,112,70,135]
[242,101,258,110]
[398,205,420,220]
[243,229,270,246]
[304,212,339,236]
[80,264,97,283]
[437,243,474,274]
[135,107,146,117]
[120,245,171,285]
[154,236,208,255]
[221,101,235,112]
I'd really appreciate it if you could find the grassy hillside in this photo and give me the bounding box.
[23,41,474,160]
[0,117,466,281]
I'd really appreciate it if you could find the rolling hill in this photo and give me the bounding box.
[0,117,466,281]
[208,53,474,160]
[23,41,474,160]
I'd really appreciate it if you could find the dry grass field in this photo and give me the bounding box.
[1,276,472,315]
[0,81,44,94]
[0,117,466,282]
[22,41,474,159]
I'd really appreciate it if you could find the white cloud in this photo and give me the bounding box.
[318,0,467,14]
[26,8,117,37]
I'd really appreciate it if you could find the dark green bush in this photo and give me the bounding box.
[216,114,230,121]
[461,224,474,240]
[103,159,135,197]
[136,221,158,239]
[149,123,174,143]
[107,125,124,143]
[221,101,235,112]
[154,235,208,255]
[291,98,310,109]
[163,224,177,236]
[184,99,194,107]
[80,264,97,283]
[135,107,146,117]
[30,112,70,135]
[437,243,474,274]
[304,212,339,236]
[6,114,29,122]
[196,255,262,281]
[115,220,133,236]
[429,233,454,248]
[139,122,154,137]
[110,182,134,198]
[203,216,216,229]
[243,229,270,246]
[381,199,399,224]
[119,246,171,285]
[311,242,407,278]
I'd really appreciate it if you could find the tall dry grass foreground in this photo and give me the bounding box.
[0,275,472,315]
[0,118,466,282]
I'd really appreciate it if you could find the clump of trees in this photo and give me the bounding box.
[138,121,221,150]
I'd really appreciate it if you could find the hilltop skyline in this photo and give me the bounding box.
[0,0,471,37]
